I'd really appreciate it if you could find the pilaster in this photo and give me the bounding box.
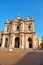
[25,35,29,49]
[23,23,24,32]
[20,35,22,48]
[12,36,15,48]
[21,35,24,49]
[1,35,5,47]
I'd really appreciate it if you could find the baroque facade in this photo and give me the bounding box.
[0,14,42,49]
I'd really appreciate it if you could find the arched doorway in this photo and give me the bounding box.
[0,38,2,47]
[15,37,20,48]
[5,38,8,48]
[28,37,32,48]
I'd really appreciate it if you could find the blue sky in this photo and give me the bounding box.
[0,0,43,38]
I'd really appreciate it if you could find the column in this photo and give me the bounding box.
[20,35,22,49]
[25,35,29,49]
[23,23,24,32]
[33,22,34,32]
[12,23,15,32]
[13,24,15,32]
[12,36,15,48]
[24,35,26,49]
[9,36,11,48]
[1,35,5,47]
[8,37,10,47]
[32,35,35,49]
[22,35,24,49]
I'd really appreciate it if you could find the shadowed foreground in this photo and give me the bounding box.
[0,48,43,65]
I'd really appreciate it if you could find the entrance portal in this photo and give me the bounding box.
[0,38,2,47]
[28,38,32,48]
[5,38,8,48]
[15,37,20,48]
[29,43,32,48]
[0,44,1,47]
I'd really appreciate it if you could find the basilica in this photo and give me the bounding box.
[0,14,42,49]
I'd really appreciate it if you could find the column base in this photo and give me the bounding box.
[21,45,24,49]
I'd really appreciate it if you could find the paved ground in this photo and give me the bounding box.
[0,48,43,65]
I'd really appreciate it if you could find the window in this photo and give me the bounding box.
[28,25,31,30]
[18,20,20,23]
[1,33,3,36]
[7,28,9,32]
[20,23,23,31]
[16,26,19,31]
[12,25,14,31]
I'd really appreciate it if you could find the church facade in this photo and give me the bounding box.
[0,14,42,49]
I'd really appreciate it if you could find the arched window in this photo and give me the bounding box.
[16,26,20,31]
[28,25,31,30]
[1,33,3,36]
[28,37,32,42]
[18,20,20,22]
[7,27,9,32]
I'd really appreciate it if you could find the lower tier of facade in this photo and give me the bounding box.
[1,33,42,49]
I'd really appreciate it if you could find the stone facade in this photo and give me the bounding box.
[0,14,42,49]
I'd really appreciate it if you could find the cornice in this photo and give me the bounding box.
[3,32,35,35]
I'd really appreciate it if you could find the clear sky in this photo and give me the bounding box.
[0,0,43,38]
